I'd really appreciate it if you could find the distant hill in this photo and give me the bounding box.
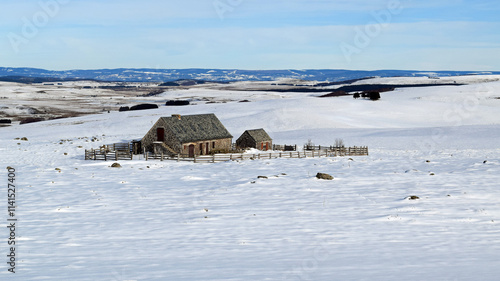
[0,67,498,83]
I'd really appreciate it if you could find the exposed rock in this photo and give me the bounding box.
[316,173,334,180]
[257,176,268,179]
[20,117,45,124]
[111,163,122,168]
[408,195,420,200]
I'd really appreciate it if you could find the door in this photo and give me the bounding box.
[188,144,195,158]
[206,142,209,155]
[157,128,165,142]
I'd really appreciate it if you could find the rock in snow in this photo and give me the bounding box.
[316,173,334,180]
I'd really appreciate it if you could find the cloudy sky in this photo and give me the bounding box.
[1,0,499,70]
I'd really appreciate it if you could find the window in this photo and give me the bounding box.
[212,142,215,148]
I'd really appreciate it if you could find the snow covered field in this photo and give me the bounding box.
[1,77,500,280]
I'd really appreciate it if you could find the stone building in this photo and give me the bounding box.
[236,129,273,151]
[142,114,233,157]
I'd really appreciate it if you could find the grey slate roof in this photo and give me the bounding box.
[161,114,233,143]
[244,129,272,142]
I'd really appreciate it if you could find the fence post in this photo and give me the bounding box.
[194,154,197,163]
[177,154,180,162]
[161,151,164,161]
[212,154,215,163]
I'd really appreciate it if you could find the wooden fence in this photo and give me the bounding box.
[144,147,368,163]
[86,142,368,162]
[192,150,328,163]
[85,143,133,161]
[272,144,297,151]
[326,146,368,156]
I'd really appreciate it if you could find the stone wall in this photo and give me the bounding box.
[181,138,232,156]
[236,132,256,149]
[256,141,272,151]
[141,118,182,153]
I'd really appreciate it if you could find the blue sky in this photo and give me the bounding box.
[1,0,499,70]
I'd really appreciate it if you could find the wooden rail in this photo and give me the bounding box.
[192,151,321,163]
[144,147,368,163]
[86,143,368,162]
[272,144,297,151]
[85,143,133,161]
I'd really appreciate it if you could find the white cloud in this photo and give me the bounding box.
[2,0,499,70]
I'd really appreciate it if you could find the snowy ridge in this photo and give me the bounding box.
[1,78,500,280]
[1,67,500,82]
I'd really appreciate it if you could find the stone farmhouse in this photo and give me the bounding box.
[141,114,233,157]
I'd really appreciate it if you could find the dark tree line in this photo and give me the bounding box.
[353,91,380,101]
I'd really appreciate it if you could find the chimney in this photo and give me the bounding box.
[172,114,181,120]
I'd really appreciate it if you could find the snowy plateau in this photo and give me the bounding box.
[1,75,500,281]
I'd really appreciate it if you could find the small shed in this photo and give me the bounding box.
[142,114,233,157]
[236,129,273,151]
